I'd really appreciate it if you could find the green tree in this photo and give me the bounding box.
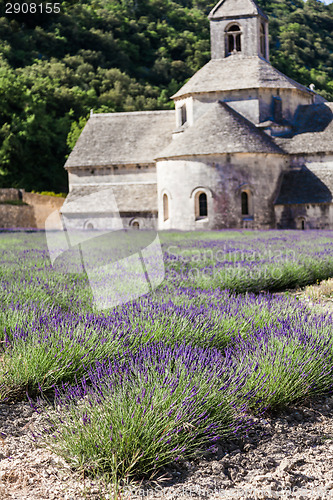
[0,0,331,192]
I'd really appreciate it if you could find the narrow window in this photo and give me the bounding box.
[241,192,249,215]
[181,104,187,125]
[163,193,169,221]
[226,25,242,55]
[199,193,208,217]
[229,33,234,52]
[236,33,241,52]
[273,96,282,122]
[260,23,266,58]
[297,218,305,230]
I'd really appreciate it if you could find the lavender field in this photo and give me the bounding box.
[1,230,333,490]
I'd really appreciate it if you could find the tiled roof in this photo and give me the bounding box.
[209,0,268,20]
[156,101,283,159]
[172,56,313,99]
[275,163,333,205]
[65,111,175,168]
[61,184,157,213]
[275,103,333,155]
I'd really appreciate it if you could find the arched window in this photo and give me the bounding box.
[260,23,266,58]
[241,192,249,215]
[198,193,208,217]
[240,189,253,217]
[297,217,305,230]
[192,188,210,220]
[163,193,169,221]
[130,219,140,230]
[226,24,242,55]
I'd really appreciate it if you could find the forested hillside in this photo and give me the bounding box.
[0,0,332,192]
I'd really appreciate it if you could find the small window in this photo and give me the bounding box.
[163,193,169,221]
[130,219,140,230]
[297,218,305,230]
[194,190,209,220]
[198,193,208,217]
[226,24,242,55]
[273,96,282,122]
[260,23,266,58]
[181,104,187,126]
[241,190,253,217]
[241,192,249,215]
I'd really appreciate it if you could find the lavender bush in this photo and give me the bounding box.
[163,230,333,292]
[35,342,260,480]
[0,287,321,399]
[234,320,333,411]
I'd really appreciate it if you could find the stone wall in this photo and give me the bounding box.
[0,188,21,202]
[186,87,312,129]
[67,164,157,187]
[157,152,288,230]
[0,189,64,229]
[259,88,313,124]
[62,212,157,231]
[66,165,158,230]
[210,15,268,60]
[22,192,64,229]
[290,154,333,169]
[189,90,260,124]
[0,204,36,229]
[275,203,333,230]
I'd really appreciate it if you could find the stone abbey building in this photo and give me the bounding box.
[62,0,333,231]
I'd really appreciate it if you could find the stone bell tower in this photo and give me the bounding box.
[209,0,269,61]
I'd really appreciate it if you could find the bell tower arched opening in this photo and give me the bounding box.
[226,24,242,56]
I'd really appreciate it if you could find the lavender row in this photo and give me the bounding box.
[36,315,333,480]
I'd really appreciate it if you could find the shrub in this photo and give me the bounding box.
[35,343,259,481]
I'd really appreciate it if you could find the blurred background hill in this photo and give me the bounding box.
[0,0,332,192]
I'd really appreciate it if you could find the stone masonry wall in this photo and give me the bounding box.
[0,189,21,202]
[275,203,333,230]
[157,152,288,230]
[0,204,36,229]
[0,189,64,229]
[22,193,64,229]
[67,164,157,187]
[210,15,268,60]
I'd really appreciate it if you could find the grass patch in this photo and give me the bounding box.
[0,200,28,206]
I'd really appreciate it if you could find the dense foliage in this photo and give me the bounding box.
[0,0,332,191]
